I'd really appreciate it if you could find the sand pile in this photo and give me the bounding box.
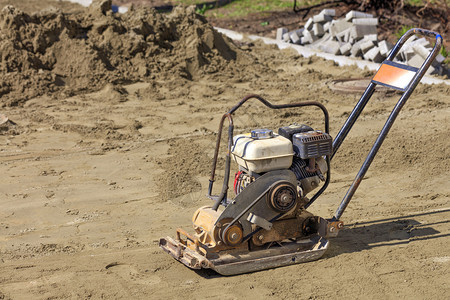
[0,0,242,106]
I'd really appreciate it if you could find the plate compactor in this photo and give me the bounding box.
[160,29,443,275]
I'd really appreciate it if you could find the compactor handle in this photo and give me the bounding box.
[332,29,442,159]
[332,28,443,221]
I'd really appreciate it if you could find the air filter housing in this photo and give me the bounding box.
[293,131,332,159]
[278,124,313,141]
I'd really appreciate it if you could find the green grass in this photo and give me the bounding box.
[441,46,449,57]
[195,3,214,15]
[405,0,449,5]
[216,0,293,17]
[172,0,205,5]
[171,0,449,19]
[440,45,449,64]
[173,0,297,18]
[406,0,427,4]
[395,25,415,39]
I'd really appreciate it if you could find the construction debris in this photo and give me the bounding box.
[277,9,447,75]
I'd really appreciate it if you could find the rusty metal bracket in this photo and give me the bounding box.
[325,220,344,238]
[176,228,200,252]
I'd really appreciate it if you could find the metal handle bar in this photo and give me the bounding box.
[333,28,443,220]
[331,28,442,159]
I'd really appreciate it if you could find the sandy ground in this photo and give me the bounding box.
[0,2,449,300]
[0,0,82,13]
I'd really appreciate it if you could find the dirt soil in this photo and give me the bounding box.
[112,0,450,50]
[0,1,449,299]
[208,1,450,50]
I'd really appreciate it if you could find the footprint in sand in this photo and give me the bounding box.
[105,262,162,285]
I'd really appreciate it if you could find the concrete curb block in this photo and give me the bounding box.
[215,27,449,86]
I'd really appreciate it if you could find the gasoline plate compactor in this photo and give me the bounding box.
[159,29,443,275]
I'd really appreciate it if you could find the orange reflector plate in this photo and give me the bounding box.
[372,61,418,91]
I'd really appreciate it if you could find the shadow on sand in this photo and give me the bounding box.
[192,208,449,278]
[328,208,450,256]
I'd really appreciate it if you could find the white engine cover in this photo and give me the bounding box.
[231,132,294,173]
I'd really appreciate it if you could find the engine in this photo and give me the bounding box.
[232,124,332,198]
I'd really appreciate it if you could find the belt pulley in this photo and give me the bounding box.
[267,182,298,212]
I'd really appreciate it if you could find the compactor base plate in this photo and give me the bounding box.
[159,234,328,276]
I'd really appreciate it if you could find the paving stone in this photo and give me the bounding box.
[276,27,287,41]
[275,11,441,69]
[313,23,325,37]
[305,17,314,30]
[330,19,353,37]
[411,44,445,67]
[400,36,417,53]
[345,11,373,21]
[401,48,415,61]
[435,54,445,64]
[352,18,378,26]
[320,9,336,16]
[360,40,375,54]
[407,54,424,68]
[409,37,430,48]
[351,42,363,57]
[335,28,350,43]
[295,28,305,37]
[313,12,333,23]
[319,40,340,55]
[401,36,423,52]
[344,30,352,43]
[340,43,352,56]
[426,65,438,75]
[408,54,442,74]
[302,29,318,44]
[350,25,377,39]
[412,43,431,60]
[290,31,301,44]
[400,46,415,61]
[310,33,319,43]
[301,30,312,44]
[363,46,383,63]
[314,33,332,45]
[400,35,417,61]
[378,40,393,56]
[363,34,378,42]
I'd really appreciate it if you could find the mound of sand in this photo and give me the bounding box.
[0,0,242,106]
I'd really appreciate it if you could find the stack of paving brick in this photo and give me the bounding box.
[398,35,446,75]
[276,9,447,75]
